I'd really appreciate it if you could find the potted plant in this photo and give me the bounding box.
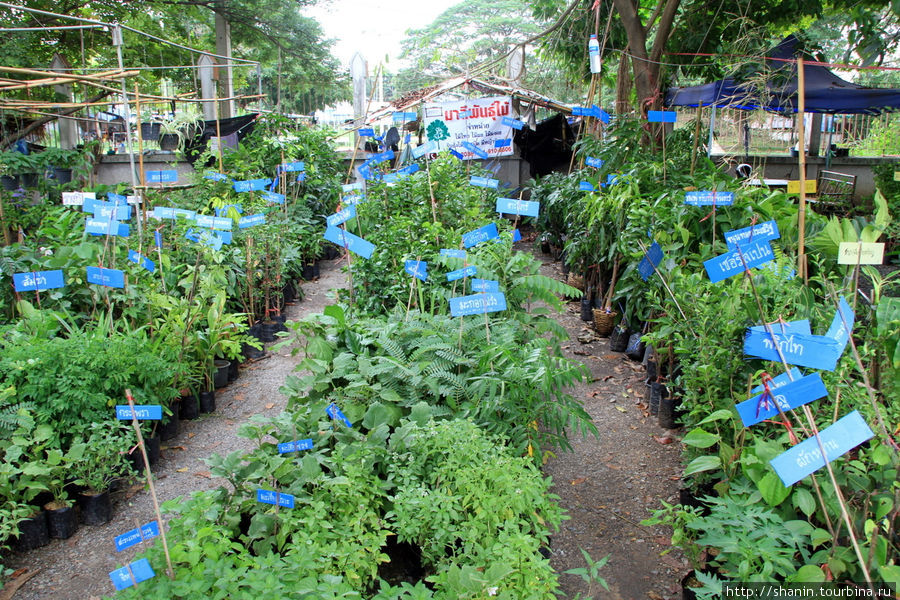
[68,423,135,526]
[42,446,81,539]
[36,147,93,186]
[158,111,203,153]
[0,423,54,551]
[0,150,40,190]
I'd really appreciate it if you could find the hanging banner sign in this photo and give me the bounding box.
[470,176,500,189]
[238,214,266,229]
[743,329,842,371]
[736,373,828,428]
[256,489,295,508]
[127,250,156,273]
[837,242,884,265]
[115,405,162,420]
[405,260,427,281]
[447,265,477,281]
[440,249,467,259]
[411,141,438,159]
[323,226,375,259]
[647,110,677,123]
[585,156,604,169]
[769,410,874,487]
[471,278,499,293]
[326,205,356,228]
[109,558,155,591]
[280,161,305,172]
[704,240,774,283]
[461,223,499,248]
[685,191,734,206]
[424,96,514,158]
[638,242,664,281]
[825,296,854,354]
[724,220,780,250]
[326,402,352,427]
[114,521,160,552]
[450,291,507,317]
[145,170,178,183]
[12,270,65,292]
[204,171,228,181]
[277,439,313,453]
[496,198,539,217]
[233,178,272,192]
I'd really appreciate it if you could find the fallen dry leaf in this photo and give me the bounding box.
[233,393,245,401]
[605,463,620,470]
[194,471,211,479]
[265,402,275,410]
[660,554,687,570]
[602,354,619,360]
[653,435,675,445]
[615,405,627,413]
[175,467,188,473]
[571,477,587,485]
[654,536,671,546]
[164,445,186,451]
[602,375,614,382]
[647,592,665,600]
[188,432,195,438]
[573,350,589,356]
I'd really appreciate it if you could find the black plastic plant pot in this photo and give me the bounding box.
[0,175,18,191]
[52,167,73,185]
[302,264,315,281]
[646,382,658,415]
[658,391,678,429]
[241,341,265,361]
[650,382,668,420]
[625,332,645,361]
[312,261,321,278]
[213,360,230,389]
[609,325,630,353]
[159,408,180,441]
[199,390,216,413]
[13,510,50,551]
[45,504,78,539]
[78,490,111,526]
[580,297,593,321]
[180,393,200,420]
[283,282,296,303]
[20,172,39,188]
[129,435,161,473]
[256,321,279,343]
[227,359,239,382]
[646,360,658,382]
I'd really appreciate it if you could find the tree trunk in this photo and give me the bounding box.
[615,54,632,113]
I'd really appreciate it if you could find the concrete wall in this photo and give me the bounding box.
[97,153,196,186]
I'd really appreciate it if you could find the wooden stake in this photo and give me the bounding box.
[797,57,808,283]
[124,389,174,579]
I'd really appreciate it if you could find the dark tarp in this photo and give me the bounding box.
[513,113,575,177]
[665,36,900,115]
[185,113,259,166]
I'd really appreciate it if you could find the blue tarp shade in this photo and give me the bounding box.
[665,36,900,115]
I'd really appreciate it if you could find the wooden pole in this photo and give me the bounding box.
[214,92,224,174]
[797,57,808,283]
[135,84,145,188]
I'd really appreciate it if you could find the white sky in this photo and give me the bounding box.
[303,0,461,70]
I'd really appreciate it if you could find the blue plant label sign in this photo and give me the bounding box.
[736,373,828,427]
[501,116,525,130]
[685,191,734,206]
[585,156,604,168]
[256,489,295,508]
[296,172,306,182]
[342,182,363,193]
[471,278,499,293]
[460,141,489,160]
[323,226,375,259]
[239,214,266,229]
[440,249,467,259]
[770,410,874,487]
[724,220,780,250]
[647,110,677,123]
[195,215,217,229]
[571,106,588,116]
[397,164,420,176]
[233,178,272,192]
[412,141,437,159]
[744,329,842,371]
[450,292,507,317]
[115,405,162,420]
[382,173,399,183]
[84,218,115,235]
[513,228,522,242]
[109,558,155,590]
[326,402,352,427]
[93,203,130,221]
[751,368,803,395]
[371,149,395,164]
[154,231,163,248]
[82,196,98,213]
[280,161,305,172]
[342,193,366,206]
[461,223,499,248]
[114,521,160,551]
[496,198,539,217]
[216,231,233,245]
[277,439,313,454]
[186,229,224,251]
[358,128,375,137]
[638,242,664,281]
[579,181,595,191]
[146,170,178,183]
[447,265,477,281]
[704,240,774,283]
[107,192,127,204]
[749,320,811,337]
[127,250,156,273]
[449,148,464,159]
[825,296,854,354]
[262,191,286,204]
[326,205,356,228]
[204,171,228,181]
[470,176,500,189]
[357,164,377,181]
[393,111,417,122]
[405,260,428,281]
[494,138,512,148]
[595,108,611,124]
[173,208,196,221]
[13,270,64,292]
[215,204,243,217]
[87,266,125,289]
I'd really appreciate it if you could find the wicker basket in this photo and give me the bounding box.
[567,273,585,291]
[592,309,617,337]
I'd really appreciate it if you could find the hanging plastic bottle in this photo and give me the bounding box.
[589,34,601,74]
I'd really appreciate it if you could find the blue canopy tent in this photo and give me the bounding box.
[665,35,900,115]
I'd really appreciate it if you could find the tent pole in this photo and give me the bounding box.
[706,104,716,158]
[797,57,808,283]
[825,116,834,169]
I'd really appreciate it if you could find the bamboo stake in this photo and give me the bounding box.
[797,57,808,283]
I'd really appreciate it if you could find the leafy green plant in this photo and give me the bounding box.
[68,422,135,494]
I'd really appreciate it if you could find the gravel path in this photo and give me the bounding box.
[6,257,346,600]
[6,250,687,599]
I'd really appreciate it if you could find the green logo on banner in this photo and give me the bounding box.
[426,120,450,142]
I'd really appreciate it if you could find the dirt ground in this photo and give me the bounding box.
[2,250,689,599]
